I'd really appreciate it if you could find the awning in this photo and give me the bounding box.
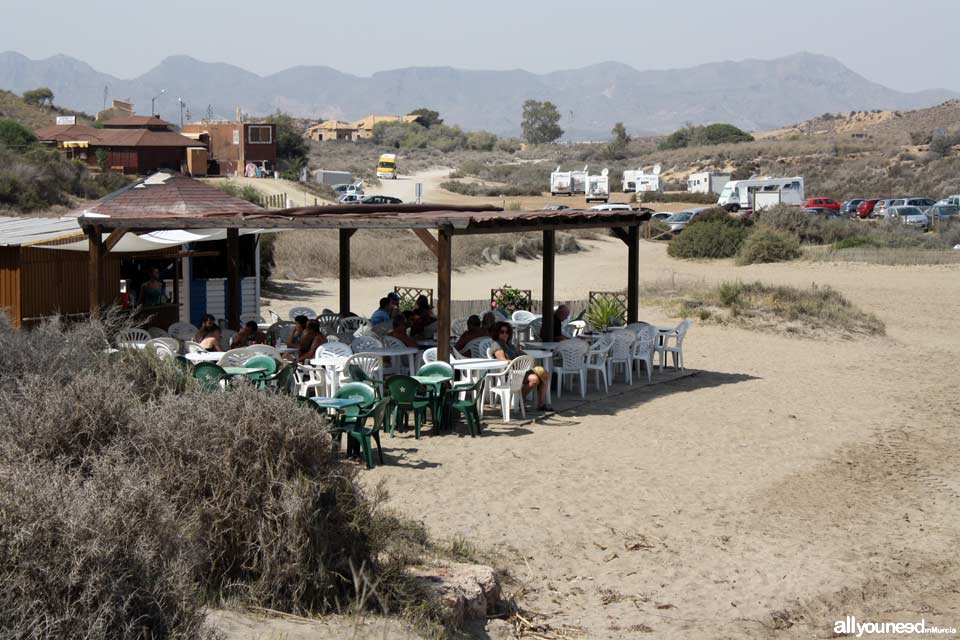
[63,141,89,148]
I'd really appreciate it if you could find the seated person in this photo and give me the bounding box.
[455,315,488,352]
[197,326,224,352]
[387,291,402,319]
[409,295,437,337]
[370,297,392,326]
[481,311,498,336]
[231,320,269,349]
[387,315,418,347]
[296,319,327,363]
[541,304,570,342]
[491,321,552,412]
[194,314,217,343]
[286,315,308,348]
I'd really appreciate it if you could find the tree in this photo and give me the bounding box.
[0,119,38,149]
[408,108,443,128]
[521,100,563,144]
[605,122,630,159]
[658,122,753,150]
[22,87,54,107]
[265,111,308,162]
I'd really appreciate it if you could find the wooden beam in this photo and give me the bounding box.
[339,229,352,314]
[610,227,630,244]
[627,225,640,324]
[541,230,555,341]
[103,229,127,253]
[436,226,453,362]
[87,225,104,315]
[411,228,439,258]
[226,228,241,330]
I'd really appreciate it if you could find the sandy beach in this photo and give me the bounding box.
[261,240,960,639]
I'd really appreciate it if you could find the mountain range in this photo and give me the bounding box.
[0,51,955,138]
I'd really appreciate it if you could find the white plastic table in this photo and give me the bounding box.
[310,355,348,395]
[365,346,418,375]
[524,349,555,404]
[185,351,222,363]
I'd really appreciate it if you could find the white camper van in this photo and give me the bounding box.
[550,167,573,196]
[585,169,610,203]
[622,166,663,193]
[571,166,588,194]
[687,172,731,195]
[717,177,804,212]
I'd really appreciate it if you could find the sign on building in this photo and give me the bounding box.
[232,129,240,145]
[56,116,76,126]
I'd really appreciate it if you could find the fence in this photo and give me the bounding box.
[588,291,629,322]
[258,194,325,210]
[448,298,587,321]
[393,286,434,311]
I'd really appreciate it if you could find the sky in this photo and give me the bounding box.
[1,0,957,92]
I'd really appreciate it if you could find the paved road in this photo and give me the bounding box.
[363,167,453,203]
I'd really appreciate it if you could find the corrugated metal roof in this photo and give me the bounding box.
[0,217,84,247]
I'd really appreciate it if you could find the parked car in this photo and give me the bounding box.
[872,199,896,218]
[889,197,936,212]
[803,207,841,218]
[360,195,404,205]
[840,199,864,217]
[651,211,673,221]
[333,182,364,196]
[856,198,882,218]
[542,204,570,211]
[337,193,363,205]
[926,204,960,221]
[588,203,633,211]
[803,198,841,211]
[886,206,929,229]
[935,195,960,207]
[665,207,709,233]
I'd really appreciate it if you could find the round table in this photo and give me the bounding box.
[185,351,223,363]
[365,346,419,375]
[523,349,555,404]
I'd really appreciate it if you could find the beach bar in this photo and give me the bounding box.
[78,202,650,361]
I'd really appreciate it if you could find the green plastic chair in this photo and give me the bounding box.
[243,354,278,387]
[346,398,390,469]
[328,382,377,456]
[417,362,455,378]
[446,372,488,437]
[193,362,228,391]
[384,375,431,439]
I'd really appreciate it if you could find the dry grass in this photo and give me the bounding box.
[644,278,885,338]
[271,229,587,280]
[803,245,960,265]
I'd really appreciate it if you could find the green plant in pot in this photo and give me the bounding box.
[585,297,624,332]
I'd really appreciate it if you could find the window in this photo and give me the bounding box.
[247,125,272,144]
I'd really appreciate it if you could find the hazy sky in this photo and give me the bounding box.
[2,0,957,92]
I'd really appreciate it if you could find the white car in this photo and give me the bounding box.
[886,206,929,229]
[588,203,633,212]
[651,211,673,221]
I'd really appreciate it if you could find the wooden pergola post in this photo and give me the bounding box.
[541,230,555,341]
[87,225,104,315]
[339,229,354,314]
[436,225,453,361]
[226,228,241,330]
[627,224,640,323]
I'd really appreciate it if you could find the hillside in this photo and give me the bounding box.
[0,89,92,130]
[0,51,956,138]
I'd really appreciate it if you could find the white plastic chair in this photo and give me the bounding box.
[585,336,613,393]
[168,322,198,341]
[146,326,169,338]
[217,349,251,367]
[563,320,586,338]
[315,313,341,334]
[117,328,151,345]
[487,355,533,422]
[145,336,180,355]
[451,318,469,338]
[294,363,327,397]
[337,316,365,334]
[184,341,206,354]
[511,310,536,323]
[607,330,635,385]
[465,337,494,359]
[655,319,691,371]
[553,339,589,399]
[339,353,383,386]
[268,309,282,324]
[289,307,318,321]
[422,347,438,364]
[632,325,659,382]
[380,335,408,375]
[351,335,383,352]
[245,344,282,359]
[318,342,353,358]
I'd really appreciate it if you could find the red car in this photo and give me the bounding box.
[856,198,882,219]
[803,198,841,211]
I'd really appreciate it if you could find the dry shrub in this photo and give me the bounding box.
[667,221,749,259]
[736,227,802,265]
[0,465,217,639]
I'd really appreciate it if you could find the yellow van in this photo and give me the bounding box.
[376,153,398,179]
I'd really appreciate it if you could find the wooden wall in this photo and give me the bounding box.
[19,247,121,324]
[0,247,21,324]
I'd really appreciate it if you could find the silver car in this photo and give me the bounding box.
[889,197,936,212]
[886,206,929,229]
[665,207,709,234]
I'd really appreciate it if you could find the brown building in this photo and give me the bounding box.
[305,114,424,142]
[180,122,277,176]
[35,118,203,175]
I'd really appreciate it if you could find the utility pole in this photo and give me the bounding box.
[178,97,186,128]
[151,89,166,117]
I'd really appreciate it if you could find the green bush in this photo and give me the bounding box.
[0,118,38,149]
[736,227,802,265]
[667,220,749,259]
[658,123,754,150]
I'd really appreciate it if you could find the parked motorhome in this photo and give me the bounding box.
[550,167,573,196]
[717,177,805,212]
[313,169,353,187]
[687,172,731,195]
[571,167,588,194]
[622,169,663,193]
[585,169,610,203]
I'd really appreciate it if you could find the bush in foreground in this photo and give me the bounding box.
[736,227,802,265]
[667,220,749,259]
